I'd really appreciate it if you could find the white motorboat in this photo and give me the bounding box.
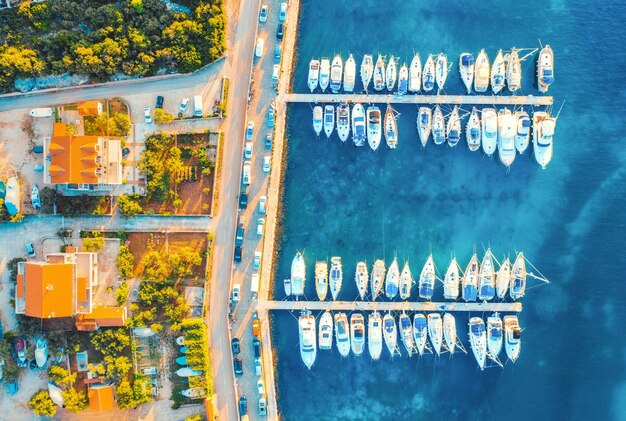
[319,311,333,350]
[313,106,323,136]
[412,313,428,355]
[373,54,385,91]
[35,338,48,368]
[474,49,490,93]
[336,101,350,142]
[446,105,461,147]
[491,49,506,94]
[510,252,526,300]
[31,185,41,210]
[442,313,457,354]
[497,108,516,167]
[385,55,397,91]
[355,261,369,300]
[533,111,556,169]
[487,314,503,363]
[5,176,20,215]
[409,53,422,92]
[299,311,317,369]
[399,312,414,357]
[370,259,386,300]
[343,53,356,92]
[397,63,408,95]
[175,336,185,346]
[495,258,511,299]
[427,313,443,355]
[419,255,435,300]
[366,105,382,151]
[385,257,400,299]
[284,278,291,296]
[384,106,398,149]
[506,48,522,92]
[462,253,479,301]
[329,256,343,300]
[399,261,413,300]
[181,388,206,399]
[330,54,343,93]
[368,311,383,360]
[417,106,432,147]
[315,261,328,301]
[504,315,522,362]
[361,54,374,91]
[478,249,496,301]
[177,367,203,377]
[466,107,481,151]
[443,258,460,300]
[323,105,335,138]
[334,312,350,357]
[537,44,554,93]
[382,312,398,356]
[435,53,448,91]
[422,54,435,92]
[459,52,475,94]
[29,108,53,118]
[319,57,330,91]
[308,59,320,92]
[432,105,445,145]
[350,313,365,356]
[514,109,531,153]
[291,252,306,297]
[469,317,487,370]
[481,107,498,155]
[352,103,366,147]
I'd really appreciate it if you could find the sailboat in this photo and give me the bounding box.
[419,254,435,300]
[315,261,328,301]
[308,59,320,92]
[383,312,398,356]
[417,107,432,147]
[478,249,496,301]
[384,106,398,149]
[466,107,481,152]
[361,54,374,91]
[336,101,350,142]
[371,259,386,300]
[366,105,382,151]
[486,314,503,363]
[343,53,356,92]
[481,107,498,155]
[352,103,366,147]
[330,54,343,93]
[469,317,487,370]
[399,261,413,300]
[443,258,460,300]
[497,108,516,167]
[373,54,385,91]
[491,49,506,94]
[495,258,511,299]
[462,253,479,301]
[334,312,350,357]
[350,313,365,356]
[474,49,490,93]
[323,105,335,138]
[413,313,428,355]
[319,57,330,91]
[442,313,457,354]
[397,63,408,95]
[368,311,383,360]
[291,252,306,297]
[409,53,422,93]
[506,48,522,92]
[446,105,461,147]
[459,52,475,94]
[427,313,443,356]
[312,106,323,136]
[355,261,369,299]
[422,54,435,92]
[329,256,343,300]
[537,44,555,93]
[510,252,526,300]
[385,257,400,299]
[532,111,556,169]
[399,312,415,356]
[319,311,333,350]
[299,311,317,369]
[432,105,445,145]
[504,315,522,361]
[385,55,397,91]
[435,53,448,91]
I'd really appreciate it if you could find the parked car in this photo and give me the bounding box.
[234,245,242,263]
[244,141,253,159]
[255,37,264,58]
[144,107,152,124]
[265,132,272,150]
[232,284,241,303]
[274,45,282,63]
[279,2,287,22]
[179,97,190,114]
[246,121,255,140]
[253,338,261,359]
[141,367,158,375]
[252,318,261,337]
[259,195,267,214]
[231,338,240,356]
[239,191,248,209]
[242,161,251,186]
[259,4,267,22]
[122,147,130,156]
[272,64,279,82]
[263,156,271,173]
[6,381,18,395]
[26,243,35,257]
[258,397,267,416]
[276,23,284,41]
[267,107,275,128]
[256,218,265,235]
[156,95,164,109]
[239,395,248,416]
[257,379,265,395]
[233,357,243,376]
[253,251,262,270]
[254,358,262,376]
[235,223,244,246]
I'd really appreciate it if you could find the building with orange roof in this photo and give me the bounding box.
[88,384,115,411]
[75,306,127,331]
[77,101,103,117]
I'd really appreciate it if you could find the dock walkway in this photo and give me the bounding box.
[260,300,522,312]
[283,93,553,106]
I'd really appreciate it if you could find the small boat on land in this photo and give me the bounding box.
[413,313,428,355]
[443,258,460,300]
[373,54,385,91]
[385,257,400,299]
[427,313,443,355]
[350,313,365,356]
[343,53,356,92]
[334,312,350,357]
[462,253,479,301]
[497,108,516,167]
[481,107,498,155]
[329,256,343,301]
[312,106,323,136]
[409,53,422,92]
[175,356,187,365]
[399,261,413,300]
[355,261,369,300]
[330,54,343,93]
[361,54,374,91]
[506,48,522,92]
[386,55,397,91]
[384,106,398,149]
[435,53,448,91]
[459,52,475,94]
[352,103,366,147]
[323,105,335,138]
[419,255,435,300]
[177,367,203,377]
[368,311,383,360]
[31,185,41,210]
[487,314,503,363]
[35,338,48,368]
[422,54,435,92]
[6,177,21,215]
[176,336,185,346]
[319,57,330,91]
[466,107,481,151]
[491,49,506,94]
[383,312,398,356]
[495,258,511,299]
[399,312,415,356]
[469,317,487,370]
[366,105,382,151]
[397,63,408,95]
[336,101,350,142]
[504,315,522,362]
[510,252,526,300]
[315,261,328,301]
[417,107,432,147]
[182,388,206,399]
[446,105,461,147]
[299,311,317,369]
[432,105,445,145]
[291,252,306,297]
[308,59,320,92]
[371,259,386,300]
[533,111,556,169]
[537,44,554,93]
[474,49,490,92]
[514,110,531,153]
[442,313,457,354]
[478,249,496,301]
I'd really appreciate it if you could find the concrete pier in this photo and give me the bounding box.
[259,300,523,312]
[283,93,553,106]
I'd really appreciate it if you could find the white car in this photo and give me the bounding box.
[259,195,267,214]
[263,156,271,173]
[257,379,265,395]
[257,218,265,235]
[242,161,251,185]
[254,251,262,270]
[179,97,190,113]
[232,284,241,303]
[259,4,267,22]
[279,2,287,22]
[254,358,262,376]
[244,142,253,159]
[272,64,279,82]
[144,107,152,124]
[246,121,255,140]
[255,37,265,58]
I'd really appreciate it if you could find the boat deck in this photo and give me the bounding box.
[282,93,553,106]
[258,300,523,312]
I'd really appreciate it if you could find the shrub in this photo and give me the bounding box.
[61,387,88,413]
[117,194,143,217]
[116,281,129,305]
[82,237,104,252]
[28,391,56,417]
[116,246,135,279]
[48,365,76,388]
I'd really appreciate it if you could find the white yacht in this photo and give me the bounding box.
[491,49,505,94]
[397,63,408,95]
[319,311,333,350]
[399,261,413,300]
[373,54,385,91]
[323,105,335,138]
[355,261,369,300]
[432,105,445,145]
[399,312,415,356]
[409,53,422,92]
[435,53,448,91]
[334,312,350,357]
[366,105,382,151]
[368,311,383,360]
[481,107,498,155]
[469,317,487,370]
[427,313,443,355]
[329,256,343,300]
[385,257,400,299]
[443,258,460,300]
[413,313,428,355]
[533,111,556,169]
[478,249,496,301]
[504,315,522,362]
[371,259,386,300]
[308,59,320,92]
[350,313,365,356]
[330,54,343,93]
[510,252,526,300]
[336,101,350,142]
[384,106,398,149]
[459,52,475,94]
[495,258,511,300]
[462,253,479,301]
[447,105,461,147]
[319,57,330,91]
[422,54,435,92]
[466,107,481,151]
[417,106,432,147]
[343,53,356,92]
[385,55,397,91]
[474,49,490,93]
[537,44,554,93]
[313,106,323,136]
[487,314,503,363]
[299,312,317,369]
[315,261,328,301]
[506,48,522,92]
[360,54,374,91]
[497,108,516,167]
[351,103,366,146]
[291,252,306,297]
[442,313,457,354]
[419,255,435,300]
[383,312,398,356]
[515,109,531,153]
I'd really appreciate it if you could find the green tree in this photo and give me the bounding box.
[133,376,153,405]
[115,379,135,409]
[0,45,45,90]
[110,113,131,136]
[185,415,203,421]
[116,281,129,305]
[117,194,143,217]
[153,108,174,125]
[142,250,170,280]
[165,295,190,324]
[83,113,109,135]
[0,339,9,360]
[116,246,135,279]
[48,365,77,388]
[61,387,88,413]
[73,45,105,75]
[28,391,56,417]
[90,328,130,358]
[168,247,202,278]
[83,237,105,252]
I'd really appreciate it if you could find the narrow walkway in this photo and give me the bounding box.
[282,93,554,106]
[260,300,523,312]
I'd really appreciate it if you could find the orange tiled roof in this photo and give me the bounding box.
[50,123,100,184]
[88,385,115,411]
[77,101,102,116]
[75,307,126,331]
[24,263,74,318]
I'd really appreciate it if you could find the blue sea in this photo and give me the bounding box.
[271,0,626,420]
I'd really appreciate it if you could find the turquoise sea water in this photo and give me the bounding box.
[272,1,626,420]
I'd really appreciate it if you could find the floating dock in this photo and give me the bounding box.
[259,300,522,312]
[282,93,553,106]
